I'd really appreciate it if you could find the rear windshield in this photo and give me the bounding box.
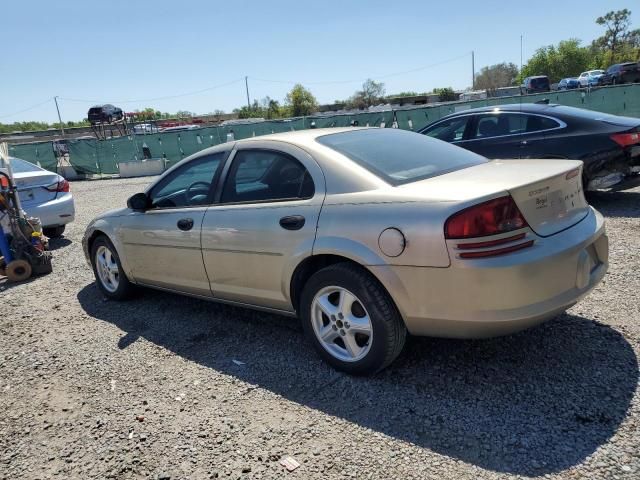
[530,77,549,87]
[549,105,640,127]
[316,128,486,185]
[9,157,41,173]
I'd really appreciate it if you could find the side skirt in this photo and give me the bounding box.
[135,281,299,318]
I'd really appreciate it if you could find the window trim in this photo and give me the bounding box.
[146,150,229,211]
[421,111,567,144]
[217,147,316,206]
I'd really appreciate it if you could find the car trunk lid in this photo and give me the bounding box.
[507,165,588,237]
[400,159,589,237]
[13,170,61,207]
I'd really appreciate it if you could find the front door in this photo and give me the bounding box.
[201,143,325,311]
[119,152,225,297]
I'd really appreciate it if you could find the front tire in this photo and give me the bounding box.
[300,263,406,375]
[90,235,135,300]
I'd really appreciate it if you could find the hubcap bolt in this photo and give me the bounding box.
[340,329,345,336]
[338,313,344,319]
[330,315,336,322]
[345,322,350,328]
[332,325,338,331]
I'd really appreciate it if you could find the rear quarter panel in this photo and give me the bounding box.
[315,198,454,267]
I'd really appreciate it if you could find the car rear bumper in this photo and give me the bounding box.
[369,207,607,338]
[23,192,75,227]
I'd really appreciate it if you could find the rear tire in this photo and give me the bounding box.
[300,263,406,375]
[43,225,65,238]
[90,235,135,300]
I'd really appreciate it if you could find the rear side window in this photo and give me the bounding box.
[472,114,525,138]
[318,128,486,185]
[422,116,469,142]
[525,115,561,132]
[221,150,314,203]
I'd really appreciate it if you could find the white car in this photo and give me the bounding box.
[2,157,75,238]
[578,70,605,87]
[133,123,160,135]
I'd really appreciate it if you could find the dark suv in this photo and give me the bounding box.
[598,62,640,85]
[88,104,124,124]
[521,76,550,94]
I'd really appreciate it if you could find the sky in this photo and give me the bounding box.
[0,0,637,123]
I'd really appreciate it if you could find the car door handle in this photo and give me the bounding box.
[520,140,528,146]
[279,215,305,231]
[177,218,194,231]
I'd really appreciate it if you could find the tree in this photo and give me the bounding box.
[284,84,318,117]
[347,79,386,109]
[474,63,519,90]
[519,39,591,83]
[594,9,640,64]
[432,87,457,102]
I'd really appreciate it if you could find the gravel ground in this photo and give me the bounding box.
[1,177,639,480]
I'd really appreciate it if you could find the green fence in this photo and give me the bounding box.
[9,84,640,176]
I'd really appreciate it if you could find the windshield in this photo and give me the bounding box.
[317,128,486,185]
[9,157,42,173]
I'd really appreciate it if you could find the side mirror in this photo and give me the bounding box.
[127,192,150,211]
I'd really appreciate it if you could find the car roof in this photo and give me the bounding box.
[232,127,368,148]
[439,103,556,116]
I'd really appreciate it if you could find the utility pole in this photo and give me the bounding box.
[471,51,475,90]
[53,96,65,138]
[245,76,251,110]
[520,35,523,73]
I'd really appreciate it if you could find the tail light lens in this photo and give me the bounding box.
[610,132,640,148]
[445,196,528,239]
[45,179,70,193]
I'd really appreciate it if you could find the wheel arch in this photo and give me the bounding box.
[289,253,410,328]
[84,224,135,281]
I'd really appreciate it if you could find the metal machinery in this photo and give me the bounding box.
[0,144,52,282]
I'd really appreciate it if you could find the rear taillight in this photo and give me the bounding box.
[45,179,70,192]
[610,132,640,148]
[445,196,528,239]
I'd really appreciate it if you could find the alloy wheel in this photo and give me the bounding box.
[95,245,119,293]
[310,286,373,362]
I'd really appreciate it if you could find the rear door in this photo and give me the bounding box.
[458,113,527,158]
[201,141,325,311]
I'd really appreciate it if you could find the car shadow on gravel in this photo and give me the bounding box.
[587,190,640,218]
[77,284,638,477]
[47,237,72,251]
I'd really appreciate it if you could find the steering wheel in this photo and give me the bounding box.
[185,181,211,205]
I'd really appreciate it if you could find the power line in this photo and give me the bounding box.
[58,77,245,105]
[0,98,52,119]
[250,52,471,85]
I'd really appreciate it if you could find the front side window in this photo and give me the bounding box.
[149,152,224,208]
[422,116,469,142]
[221,150,314,203]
